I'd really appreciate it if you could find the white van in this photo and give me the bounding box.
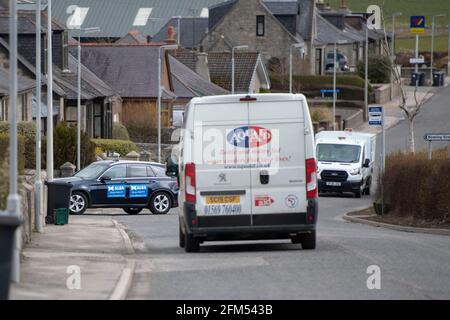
[315,131,376,198]
[166,94,318,252]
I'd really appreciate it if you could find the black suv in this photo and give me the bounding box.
[56,160,178,215]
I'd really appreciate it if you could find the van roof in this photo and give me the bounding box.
[190,93,306,105]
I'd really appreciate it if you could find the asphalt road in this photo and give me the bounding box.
[100,87,450,299]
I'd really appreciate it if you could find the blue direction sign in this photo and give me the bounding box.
[369,106,383,125]
[320,89,340,94]
[410,16,425,34]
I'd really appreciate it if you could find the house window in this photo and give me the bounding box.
[256,16,265,37]
[21,94,28,121]
[65,106,77,122]
[94,104,103,138]
[0,99,7,121]
[62,31,69,70]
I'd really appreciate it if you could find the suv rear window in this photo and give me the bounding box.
[127,165,147,178]
[151,165,167,177]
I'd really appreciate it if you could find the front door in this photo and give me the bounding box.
[90,164,128,206]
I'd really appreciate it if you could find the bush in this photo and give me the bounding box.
[381,150,450,223]
[112,123,131,141]
[92,139,137,157]
[292,75,369,89]
[0,121,36,169]
[53,122,96,168]
[0,132,25,175]
[357,55,391,84]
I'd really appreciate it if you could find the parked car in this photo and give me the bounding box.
[315,131,376,198]
[58,160,178,215]
[325,51,349,71]
[166,93,318,252]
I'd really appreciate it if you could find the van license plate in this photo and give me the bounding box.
[205,195,240,204]
[326,182,341,186]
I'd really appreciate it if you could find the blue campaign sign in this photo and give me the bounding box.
[369,106,383,125]
[107,184,126,198]
[129,184,148,198]
[320,89,340,94]
[410,16,425,34]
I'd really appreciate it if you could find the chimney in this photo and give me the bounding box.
[195,51,211,82]
[339,0,350,13]
[165,25,177,44]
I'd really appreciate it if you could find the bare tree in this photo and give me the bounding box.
[377,2,433,153]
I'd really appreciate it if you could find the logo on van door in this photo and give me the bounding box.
[227,126,272,148]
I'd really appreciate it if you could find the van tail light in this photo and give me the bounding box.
[185,163,196,203]
[306,158,317,199]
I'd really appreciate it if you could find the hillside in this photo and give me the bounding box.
[327,0,450,27]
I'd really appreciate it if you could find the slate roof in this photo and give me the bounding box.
[53,54,116,100]
[152,17,209,49]
[168,55,228,98]
[264,1,299,15]
[51,0,226,39]
[0,9,65,34]
[315,13,360,45]
[207,52,260,93]
[71,44,176,99]
[0,67,35,96]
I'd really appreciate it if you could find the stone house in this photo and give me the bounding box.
[200,0,315,75]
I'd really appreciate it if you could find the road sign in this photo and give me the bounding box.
[410,16,425,34]
[423,133,450,141]
[368,106,383,125]
[410,57,425,64]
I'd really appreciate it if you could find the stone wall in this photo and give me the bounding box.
[201,0,313,75]
[20,170,47,245]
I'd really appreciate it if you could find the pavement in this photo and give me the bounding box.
[356,79,449,135]
[9,216,135,300]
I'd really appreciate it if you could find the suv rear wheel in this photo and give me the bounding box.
[149,192,172,215]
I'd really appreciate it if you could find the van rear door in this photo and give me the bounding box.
[247,98,308,218]
[193,100,252,223]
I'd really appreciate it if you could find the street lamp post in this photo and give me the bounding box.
[77,27,100,172]
[7,0,21,283]
[157,44,178,163]
[46,0,54,181]
[365,24,369,121]
[431,14,446,81]
[289,43,304,93]
[35,0,43,233]
[448,23,450,75]
[231,45,248,94]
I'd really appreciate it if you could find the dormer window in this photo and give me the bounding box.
[256,15,265,37]
[133,8,153,26]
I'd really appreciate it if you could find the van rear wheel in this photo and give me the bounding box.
[184,230,200,253]
[301,231,316,250]
[179,225,185,248]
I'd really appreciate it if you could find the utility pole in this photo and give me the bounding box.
[431,15,446,81]
[391,12,402,101]
[365,25,369,121]
[289,43,304,93]
[77,35,81,171]
[35,0,43,233]
[333,42,337,130]
[46,0,54,181]
[8,0,22,283]
[157,44,178,163]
